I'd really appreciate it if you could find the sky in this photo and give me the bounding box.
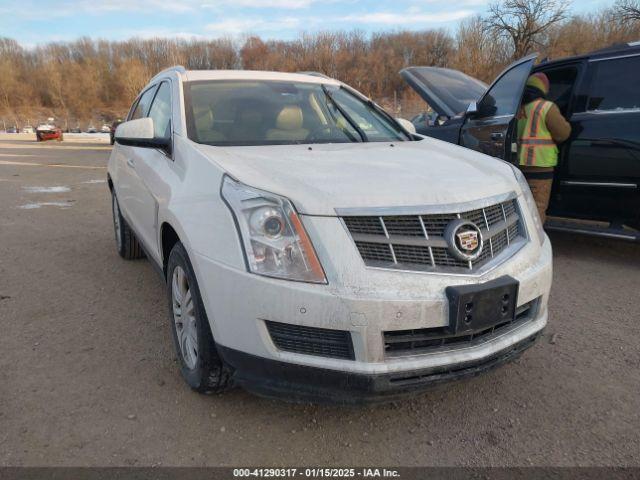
[0,0,614,47]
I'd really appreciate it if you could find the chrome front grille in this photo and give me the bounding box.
[343,196,526,273]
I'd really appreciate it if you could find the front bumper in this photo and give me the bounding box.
[190,224,552,400]
[218,332,540,404]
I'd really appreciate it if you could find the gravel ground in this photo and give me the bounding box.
[0,138,638,467]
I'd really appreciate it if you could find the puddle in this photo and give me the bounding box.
[18,201,74,209]
[23,186,71,193]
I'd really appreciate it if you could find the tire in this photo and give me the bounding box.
[167,241,232,394]
[111,191,144,260]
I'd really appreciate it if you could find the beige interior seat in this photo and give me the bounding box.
[230,109,264,142]
[193,104,226,143]
[265,106,309,142]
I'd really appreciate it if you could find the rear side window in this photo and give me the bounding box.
[541,66,578,114]
[147,82,172,139]
[587,56,640,111]
[129,86,157,120]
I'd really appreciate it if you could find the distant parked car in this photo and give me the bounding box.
[70,126,82,133]
[22,125,35,134]
[86,125,97,133]
[6,126,19,134]
[36,123,63,141]
[109,118,123,145]
[101,124,111,133]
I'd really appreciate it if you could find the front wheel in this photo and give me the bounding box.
[167,242,232,394]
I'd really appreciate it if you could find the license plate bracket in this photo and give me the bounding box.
[445,276,519,335]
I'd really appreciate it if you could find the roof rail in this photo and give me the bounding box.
[149,65,187,83]
[297,71,332,79]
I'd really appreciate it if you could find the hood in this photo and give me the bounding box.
[198,140,517,216]
[400,67,487,118]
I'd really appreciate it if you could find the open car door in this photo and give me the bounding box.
[460,54,537,161]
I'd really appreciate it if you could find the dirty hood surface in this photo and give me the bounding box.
[198,139,516,216]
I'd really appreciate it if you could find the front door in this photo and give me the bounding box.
[549,54,640,227]
[460,55,537,161]
[125,80,174,260]
[116,84,158,235]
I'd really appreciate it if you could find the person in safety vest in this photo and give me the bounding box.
[517,72,571,223]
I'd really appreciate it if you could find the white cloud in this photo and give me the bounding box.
[0,0,197,19]
[339,10,473,25]
[203,0,317,8]
[205,17,302,35]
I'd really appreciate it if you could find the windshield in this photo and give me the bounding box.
[184,80,410,146]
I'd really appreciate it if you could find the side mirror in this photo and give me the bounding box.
[466,101,479,118]
[395,118,416,135]
[115,118,171,153]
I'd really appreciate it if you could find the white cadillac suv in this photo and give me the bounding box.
[108,66,552,403]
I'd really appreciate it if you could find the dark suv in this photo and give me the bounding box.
[402,42,640,241]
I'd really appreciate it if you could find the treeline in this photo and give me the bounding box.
[1,0,639,126]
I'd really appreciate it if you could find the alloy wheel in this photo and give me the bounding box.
[171,266,198,369]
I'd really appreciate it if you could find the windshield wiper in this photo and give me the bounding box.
[340,84,411,141]
[321,84,368,142]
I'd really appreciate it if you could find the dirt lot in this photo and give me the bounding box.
[0,138,639,467]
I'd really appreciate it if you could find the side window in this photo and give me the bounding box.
[129,86,157,120]
[587,56,640,112]
[147,82,172,139]
[541,66,579,115]
[477,61,532,117]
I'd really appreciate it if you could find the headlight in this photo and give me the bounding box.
[509,164,545,245]
[221,176,327,284]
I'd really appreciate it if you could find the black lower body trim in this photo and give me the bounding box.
[521,166,555,180]
[217,332,541,404]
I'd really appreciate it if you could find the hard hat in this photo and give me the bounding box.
[526,72,550,96]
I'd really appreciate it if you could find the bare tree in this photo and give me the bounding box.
[2,2,640,126]
[486,0,570,59]
[615,0,640,21]
[453,15,512,81]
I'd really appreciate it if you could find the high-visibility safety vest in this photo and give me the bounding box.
[517,99,558,168]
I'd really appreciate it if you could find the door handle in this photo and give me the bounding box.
[490,132,504,141]
[126,158,135,169]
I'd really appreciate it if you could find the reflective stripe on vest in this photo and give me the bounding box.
[518,100,558,168]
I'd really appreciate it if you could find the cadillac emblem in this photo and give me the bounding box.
[445,219,484,261]
[457,230,479,252]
